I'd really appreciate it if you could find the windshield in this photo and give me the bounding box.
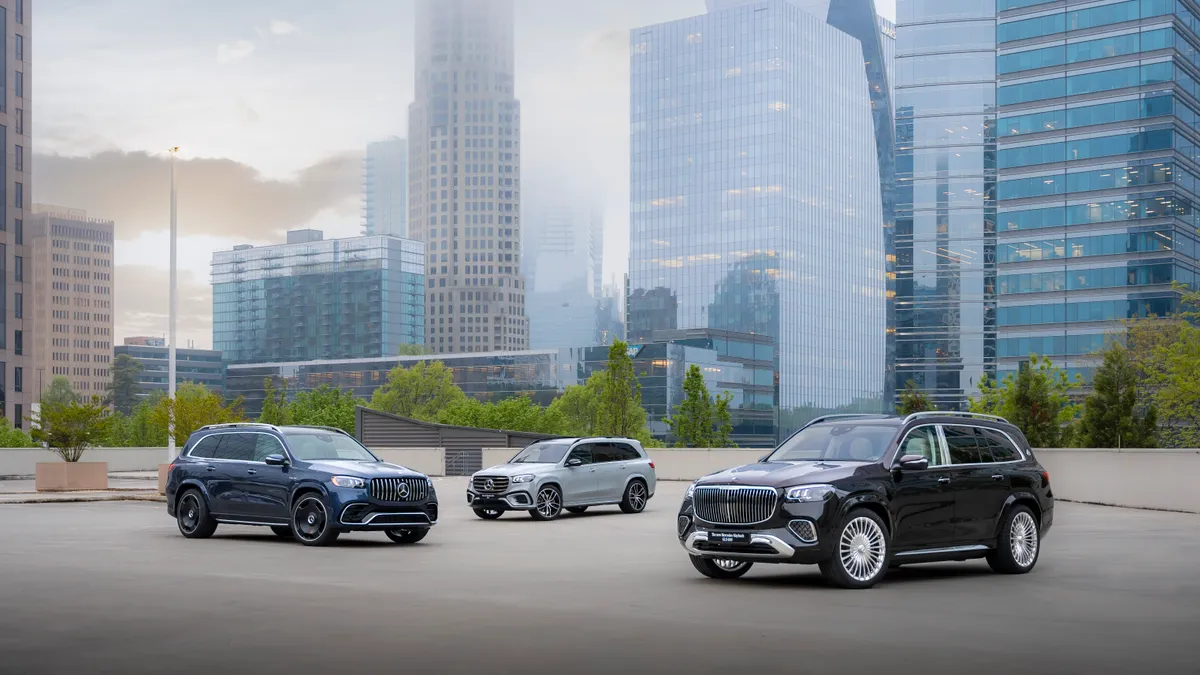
[766,424,899,463]
[284,432,378,462]
[509,441,571,464]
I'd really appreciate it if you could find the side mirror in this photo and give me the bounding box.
[566,458,583,468]
[264,454,288,466]
[895,454,928,471]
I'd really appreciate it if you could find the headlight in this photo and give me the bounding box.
[784,484,835,503]
[330,475,367,489]
[426,477,434,488]
[686,482,697,499]
[512,474,535,483]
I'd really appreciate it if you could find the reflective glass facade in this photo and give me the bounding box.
[114,345,225,401]
[629,0,891,437]
[995,0,1200,383]
[212,233,425,364]
[894,0,998,409]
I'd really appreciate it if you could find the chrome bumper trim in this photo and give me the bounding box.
[340,508,435,527]
[681,530,796,560]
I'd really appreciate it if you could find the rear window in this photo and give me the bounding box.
[767,424,900,463]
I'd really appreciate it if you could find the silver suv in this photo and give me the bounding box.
[467,438,657,520]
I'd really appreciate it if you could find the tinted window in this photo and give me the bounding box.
[214,433,255,461]
[943,426,983,464]
[613,443,640,461]
[897,426,940,465]
[253,434,286,462]
[188,435,220,459]
[981,428,1021,462]
[566,445,593,465]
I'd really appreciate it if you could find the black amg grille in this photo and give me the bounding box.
[370,477,428,502]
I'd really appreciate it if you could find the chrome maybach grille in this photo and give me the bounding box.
[692,486,778,525]
[370,477,428,502]
[472,475,510,493]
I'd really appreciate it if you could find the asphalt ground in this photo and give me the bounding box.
[0,478,1197,675]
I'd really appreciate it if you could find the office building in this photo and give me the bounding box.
[114,341,225,400]
[893,0,998,409]
[628,0,893,437]
[408,0,529,354]
[123,335,165,347]
[28,205,115,399]
[879,15,896,106]
[1,0,30,426]
[994,0,1200,383]
[526,191,605,349]
[363,136,408,237]
[211,229,425,365]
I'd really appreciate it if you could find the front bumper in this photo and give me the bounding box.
[330,485,439,530]
[677,498,836,565]
[466,488,534,511]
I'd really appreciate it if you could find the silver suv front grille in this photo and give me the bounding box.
[473,475,510,493]
[692,486,778,525]
[370,477,428,503]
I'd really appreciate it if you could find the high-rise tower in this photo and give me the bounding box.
[363,137,408,237]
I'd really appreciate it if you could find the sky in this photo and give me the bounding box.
[34,0,897,348]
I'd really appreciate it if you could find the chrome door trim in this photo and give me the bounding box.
[893,544,989,558]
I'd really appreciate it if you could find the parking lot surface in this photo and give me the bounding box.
[0,478,1197,675]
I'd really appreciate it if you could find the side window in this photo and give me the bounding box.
[943,425,983,465]
[897,426,940,465]
[253,434,286,462]
[591,444,618,463]
[214,433,255,461]
[188,435,219,459]
[566,445,593,465]
[613,443,640,461]
[980,428,1021,462]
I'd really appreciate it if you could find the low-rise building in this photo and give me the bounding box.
[114,340,225,401]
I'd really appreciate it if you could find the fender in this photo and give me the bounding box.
[838,489,894,534]
[994,490,1042,537]
[288,480,330,506]
[622,472,651,493]
[169,478,210,515]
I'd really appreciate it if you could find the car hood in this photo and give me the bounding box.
[695,461,867,488]
[307,460,424,478]
[474,463,555,477]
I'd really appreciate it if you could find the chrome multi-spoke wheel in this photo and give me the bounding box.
[1009,511,1038,567]
[690,555,753,579]
[820,510,890,589]
[292,495,339,546]
[620,480,648,514]
[530,486,562,520]
[988,505,1041,575]
[175,489,216,539]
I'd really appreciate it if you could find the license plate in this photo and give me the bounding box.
[708,531,751,546]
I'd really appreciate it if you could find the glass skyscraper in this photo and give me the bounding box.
[629,0,894,436]
[995,0,1200,383]
[363,137,408,238]
[894,0,998,409]
[211,230,425,364]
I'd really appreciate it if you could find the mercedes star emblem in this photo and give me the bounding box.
[397,483,410,499]
[485,478,496,491]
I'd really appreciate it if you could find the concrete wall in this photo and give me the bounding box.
[0,448,166,477]
[1034,448,1200,513]
[371,448,445,477]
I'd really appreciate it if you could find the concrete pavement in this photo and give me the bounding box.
[0,478,1197,675]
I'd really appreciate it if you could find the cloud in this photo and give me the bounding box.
[269,19,299,36]
[217,40,256,64]
[34,150,362,241]
[115,266,213,348]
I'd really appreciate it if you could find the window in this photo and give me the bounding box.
[943,426,982,464]
[253,434,286,462]
[612,443,641,461]
[14,34,21,61]
[14,72,22,98]
[283,431,376,461]
[13,256,21,282]
[13,367,21,393]
[14,404,21,429]
[981,429,1021,462]
[769,424,899,462]
[14,293,21,319]
[14,146,22,172]
[566,445,593,465]
[14,182,22,208]
[897,426,941,464]
[213,433,255,461]
[13,330,20,355]
[14,219,20,245]
[188,435,221,459]
[15,109,22,135]
[15,0,22,24]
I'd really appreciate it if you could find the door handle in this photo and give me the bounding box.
[205,466,216,472]
[247,469,258,476]
[937,477,951,484]
[991,474,1004,481]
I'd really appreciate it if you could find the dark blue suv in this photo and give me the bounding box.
[165,423,438,546]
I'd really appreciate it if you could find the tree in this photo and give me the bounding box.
[547,372,604,436]
[41,376,78,407]
[1125,285,1200,447]
[0,417,35,447]
[969,354,1079,448]
[289,385,363,434]
[596,341,646,438]
[713,390,734,448]
[151,383,245,444]
[105,392,169,447]
[369,361,466,420]
[397,343,428,356]
[1076,340,1156,448]
[667,365,714,447]
[437,395,563,434]
[109,354,144,415]
[258,378,294,426]
[897,379,933,415]
[29,396,113,462]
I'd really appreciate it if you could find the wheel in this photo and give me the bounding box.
[619,480,649,514]
[987,505,1041,574]
[176,489,217,539]
[385,528,429,544]
[689,555,753,580]
[473,508,503,520]
[566,506,588,514]
[291,493,340,547]
[270,526,293,539]
[529,485,563,520]
[819,509,890,589]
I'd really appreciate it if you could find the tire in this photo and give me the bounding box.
[385,528,429,544]
[529,485,563,521]
[987,505,1041,575]
[566,506,588,514]
[473,508,503,520]
[291,493,340,547]
[689,555,753,580]
[176,489,217,539]
[270,526,293,539]
[819,509,890,589]
[619,480,649,514]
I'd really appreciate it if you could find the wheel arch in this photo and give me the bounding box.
[840,493,893,535]
[999,492,1042,530]
[174,480,210,512]
[289,483,328,511]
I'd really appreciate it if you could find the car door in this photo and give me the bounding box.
[590,443,628,502]
[889,425,957,549]
[215,432,258,519]
[975,427,1023,541]
[193,433,239,516]
[607,442,644,500]
[240,433,292,522]
[559,444,599,504]
[940,424,993,542]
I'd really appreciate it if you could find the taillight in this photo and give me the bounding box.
[1040,470,1050,486]
[649,461,655,469]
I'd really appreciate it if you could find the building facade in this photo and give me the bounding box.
[1,0,30,427]
[29,206,115,399]
[526,192,605,350]
[894,0,999,409]
[408,0,529,354]
[114,341,225,401]
[211,230,425,365]
[363,136,408,237]
[628,0,892,437]
[995,0,1200,383]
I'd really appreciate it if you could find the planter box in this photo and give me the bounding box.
[35,461,109,492]
[158,463,170,495]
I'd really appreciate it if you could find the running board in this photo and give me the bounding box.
[894,544,989,558]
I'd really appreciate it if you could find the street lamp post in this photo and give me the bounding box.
[167,147,179,463]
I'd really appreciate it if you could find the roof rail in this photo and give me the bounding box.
[288,425,352,436]
[198,422,281,432]
[903,411,1010,424]
[800,413,893,431]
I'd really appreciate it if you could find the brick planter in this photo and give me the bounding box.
[158,463,170,495]
[35,461,109,492]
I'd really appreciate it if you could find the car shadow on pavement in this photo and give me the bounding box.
[205,532,397,548]
[728,562,996,589]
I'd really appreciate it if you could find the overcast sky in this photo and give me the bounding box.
[34,0,897,348]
